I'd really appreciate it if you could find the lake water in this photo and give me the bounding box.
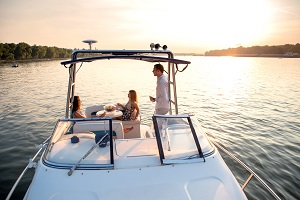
[0,56,299,200]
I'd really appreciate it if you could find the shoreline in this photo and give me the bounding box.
[0,58,66,64]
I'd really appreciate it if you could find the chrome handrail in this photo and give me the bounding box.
[5,136,51,200]
[208,134,281,200]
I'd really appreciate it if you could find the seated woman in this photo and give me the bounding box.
[73,95,133,133]
[73,96,105,118]
[117,90,140,121]
[72,96,87,118]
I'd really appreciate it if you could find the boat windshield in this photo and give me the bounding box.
[43,118,115,169]
[152,114,212,164]
[42,116,213,169]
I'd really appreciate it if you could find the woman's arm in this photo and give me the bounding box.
[117,103,125,110]
[132,102,139,119]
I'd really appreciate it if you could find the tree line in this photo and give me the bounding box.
[205,43,300,56]
[0,42,73,60]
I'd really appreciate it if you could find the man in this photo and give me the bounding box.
[149,63,170,115]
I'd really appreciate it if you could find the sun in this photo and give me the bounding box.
[193,0,272,47]
[118,0,272,51]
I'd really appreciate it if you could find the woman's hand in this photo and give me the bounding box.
[117,103,125,110]
[99,111,106,118]
[131,116,137,120]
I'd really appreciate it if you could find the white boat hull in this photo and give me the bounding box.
[25,148,246,200]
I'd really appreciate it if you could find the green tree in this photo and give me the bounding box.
[0,43,3,58]
[58,48,72,58]
[0,43,16,59]
[14,42,32,59]
[45,47,57,58]
[31,45,39,59]
[31,45,47,59]
[286,43,300,54]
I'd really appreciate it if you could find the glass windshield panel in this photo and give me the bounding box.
[44,119,113,166]
[154,116,201,160]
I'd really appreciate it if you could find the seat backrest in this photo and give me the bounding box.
[73,120,124,139]
[85,105,105,118]
[122,120,141,139]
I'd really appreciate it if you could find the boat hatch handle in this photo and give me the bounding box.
[5,135,51,200]
[68,119,114,176]
[209,137,281,200]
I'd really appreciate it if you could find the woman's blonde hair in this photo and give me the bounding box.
[129,90,138,103]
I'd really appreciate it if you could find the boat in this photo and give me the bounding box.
[6,44,281,200]
[11,63,18,67]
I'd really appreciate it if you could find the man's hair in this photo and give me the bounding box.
[154,63,164,73]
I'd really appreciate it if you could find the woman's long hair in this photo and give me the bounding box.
[73,96,80,112]
[129,90,138,103]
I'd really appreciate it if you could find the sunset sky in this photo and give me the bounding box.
[1,0,299,53]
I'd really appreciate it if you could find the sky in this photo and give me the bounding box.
[0,0,299,53]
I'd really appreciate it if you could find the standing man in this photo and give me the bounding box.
[149,63,170,115]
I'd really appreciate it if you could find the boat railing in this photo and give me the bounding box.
[207,133,281,200]
[5,135,52,200]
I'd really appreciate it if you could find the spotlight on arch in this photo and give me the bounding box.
[150,43,155,50]
[155,43,161,50]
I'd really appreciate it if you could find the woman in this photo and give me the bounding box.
[72,96,87,118]
[117,90,139,121]
[73,96,106,118]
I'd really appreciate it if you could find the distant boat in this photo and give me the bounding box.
[11,63,18,67]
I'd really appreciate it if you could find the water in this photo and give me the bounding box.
[0,57,299,200]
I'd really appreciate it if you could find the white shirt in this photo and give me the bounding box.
[155,74,169,110]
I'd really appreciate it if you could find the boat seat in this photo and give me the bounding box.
[85,105,105,118]
[122,120,141,139]
[73,120,124,139]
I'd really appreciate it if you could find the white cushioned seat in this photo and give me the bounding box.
[73,120,124,139]
[85,105,105,118]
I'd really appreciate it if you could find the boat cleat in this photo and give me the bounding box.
[36,143,47,150]
[27,159,37,169]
